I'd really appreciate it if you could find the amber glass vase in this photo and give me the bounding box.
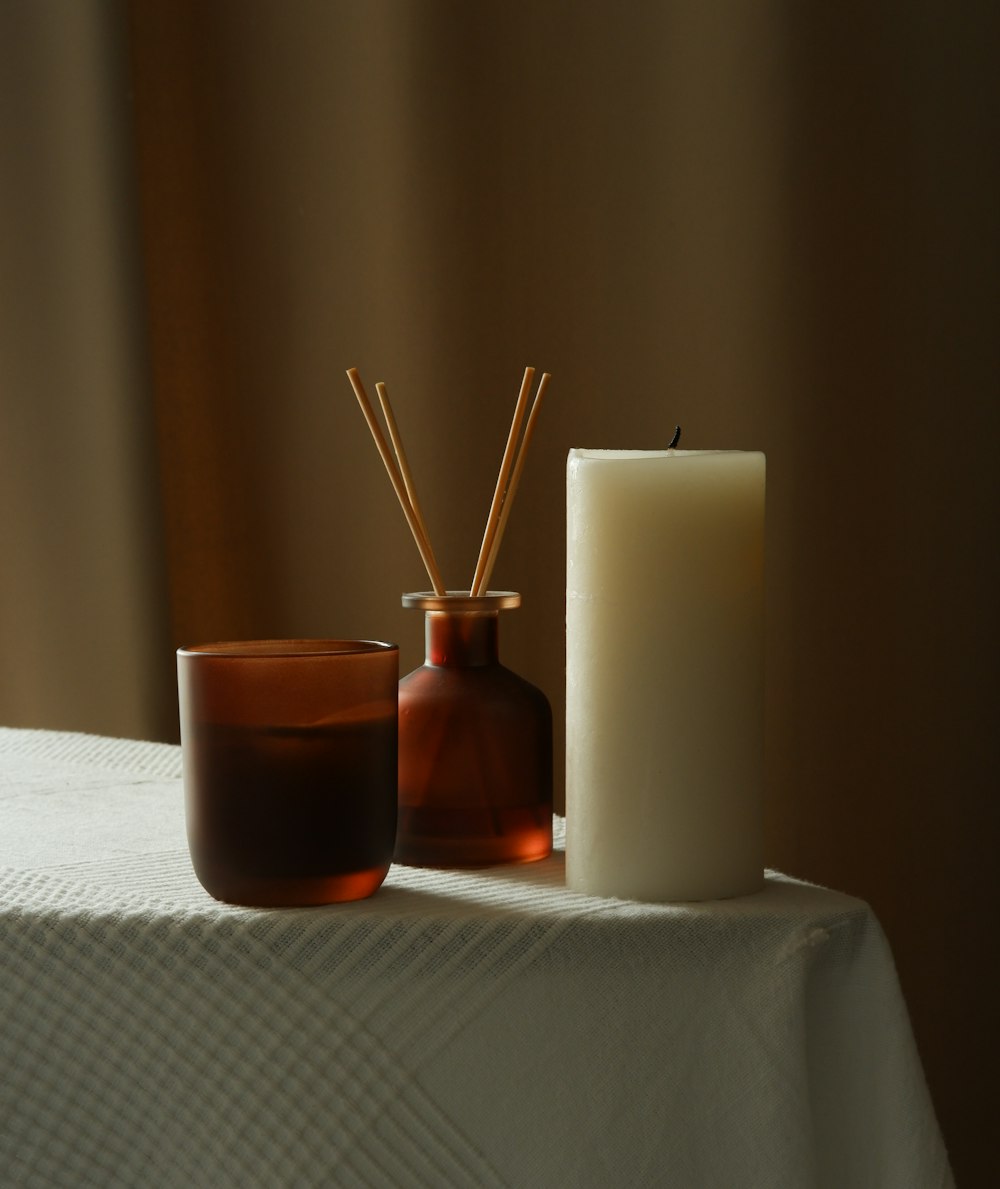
[396,592,553,867]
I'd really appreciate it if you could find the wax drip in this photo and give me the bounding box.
[667,425,681,449]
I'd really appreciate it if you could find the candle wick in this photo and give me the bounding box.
[668,425,681,449]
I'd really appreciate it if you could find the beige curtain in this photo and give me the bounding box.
[2,2,997,1180]
[0,1,172,738]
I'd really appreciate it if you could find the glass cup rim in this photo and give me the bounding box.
[177,639,397,659]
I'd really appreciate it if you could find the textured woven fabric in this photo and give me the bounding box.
[1,727,952,1188]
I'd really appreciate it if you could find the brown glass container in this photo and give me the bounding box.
[396,592,553,867]
[177,639,398,907]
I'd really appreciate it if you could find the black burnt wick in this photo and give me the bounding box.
[668,425,681,449]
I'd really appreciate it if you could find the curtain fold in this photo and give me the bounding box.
[0,0,173,740]
[2,2,996,1182]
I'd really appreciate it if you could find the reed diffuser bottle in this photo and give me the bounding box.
[346,364,554,867]
[396,591,552,867]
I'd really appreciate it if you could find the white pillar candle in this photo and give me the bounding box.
[566,448,766,901]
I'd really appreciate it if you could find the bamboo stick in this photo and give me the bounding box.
[346,368,446,595]
[469,366,534,596]
[375,380,434,548]
[477,371,551,594]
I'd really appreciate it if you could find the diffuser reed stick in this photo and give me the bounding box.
[375,381,434,549]
[346,367,446,595]
[469,367,535,596]
[475,370,551,595]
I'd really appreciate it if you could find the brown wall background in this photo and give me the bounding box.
[2,3,997,1182]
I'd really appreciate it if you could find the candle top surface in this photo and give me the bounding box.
[569,448,759,461]
[570,449,756,458]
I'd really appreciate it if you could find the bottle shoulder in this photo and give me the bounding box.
[399,660,550,713]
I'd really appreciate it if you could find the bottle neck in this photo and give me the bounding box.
[425,611,500,667]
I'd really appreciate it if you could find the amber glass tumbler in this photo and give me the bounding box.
[396,592,553,867]
[177,640,398,907]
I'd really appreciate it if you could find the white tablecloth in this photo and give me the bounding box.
[0,727,952,1188]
